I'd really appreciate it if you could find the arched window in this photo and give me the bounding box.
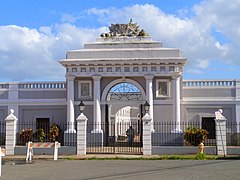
[107,83,142,101]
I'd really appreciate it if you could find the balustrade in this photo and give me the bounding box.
[183,80,236,87]
[18,82,66,89]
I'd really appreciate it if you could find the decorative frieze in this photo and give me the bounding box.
[67,64,182,76]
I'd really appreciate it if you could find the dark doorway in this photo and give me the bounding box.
[202,117,215,139]
[36,118,50,134]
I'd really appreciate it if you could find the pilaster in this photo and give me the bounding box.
[236,80,240,125]
[92,75,103,133]
[144,74,154,132]
[172,75,181,132]
[65,74,75,133]
[64,74,76,146]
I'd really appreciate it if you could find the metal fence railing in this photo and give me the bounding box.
[16,122,76,146]
[1,120,240,148]
[0,122,6,146]
[226,122,240,146]
[152,121,216,146]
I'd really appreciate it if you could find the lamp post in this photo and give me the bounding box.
[144,101,150,114]
[78,101,85,115]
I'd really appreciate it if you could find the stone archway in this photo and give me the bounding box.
[103,79,144,153]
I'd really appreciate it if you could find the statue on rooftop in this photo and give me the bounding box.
[100,19,149,38]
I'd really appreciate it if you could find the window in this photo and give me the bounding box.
[156,79,170,97]
[169,66,175,72]
[78,81,92,98]
[89,67,95,72]
[160,66,166,72]
[133,67,139,72]
[107,67,112,72]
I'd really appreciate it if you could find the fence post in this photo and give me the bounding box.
[76,113,88,155]
[142,113,152,155]
[5,109,18,155]
[215,109,227,156]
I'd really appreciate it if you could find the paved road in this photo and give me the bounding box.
[1,159,240,180]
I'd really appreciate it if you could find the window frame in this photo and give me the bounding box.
[78,80,92,98]
[156,79,170,98]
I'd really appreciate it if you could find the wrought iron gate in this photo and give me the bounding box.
[86,121,143,154]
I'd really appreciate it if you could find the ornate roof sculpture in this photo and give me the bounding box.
[100,19,149,37]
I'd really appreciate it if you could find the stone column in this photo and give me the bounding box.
[145,75,154,132]
[5,109,18,155]
[76,112,88,155]
[64,75,76,145]
[92,75,102,133]
[142,112,152,155]
[172,75,181,132]
[65,75,76,133]
[215,118,227,156]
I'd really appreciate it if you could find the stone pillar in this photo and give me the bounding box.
[145,75,154,132]
[142,112,152,155]
[215,118,227,156]
[64,75,76,145]
[5,109,18,155]
[89,75,103,146]
[76,113,88,155]
[172,75,181,132]
[66,75,76,133]
[92,75,102,133]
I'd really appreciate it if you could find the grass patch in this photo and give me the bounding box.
[64,155,218,160]
[195,153,207,160]
[65,156,74,160]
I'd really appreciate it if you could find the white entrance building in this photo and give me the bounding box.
[0,22,239,147]
[59,22,187,135]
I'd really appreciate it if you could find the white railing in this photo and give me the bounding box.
[0,83,9,89]
[183,80,236,87]
[18,82,66,89]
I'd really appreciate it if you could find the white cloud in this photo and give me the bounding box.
[0,24,103,82]
[85,2,240,73]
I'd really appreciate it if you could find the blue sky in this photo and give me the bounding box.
[0,0,240,82]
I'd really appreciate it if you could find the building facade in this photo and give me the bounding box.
[0,22,240,139]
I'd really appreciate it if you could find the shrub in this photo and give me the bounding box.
[20,128,33,143]
[35,128,46,142]
[184,127,209,146]
[49,123,61,142]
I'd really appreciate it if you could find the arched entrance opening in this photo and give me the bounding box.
[103,80,145,153]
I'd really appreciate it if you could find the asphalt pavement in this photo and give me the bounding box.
[1,158,240,180]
